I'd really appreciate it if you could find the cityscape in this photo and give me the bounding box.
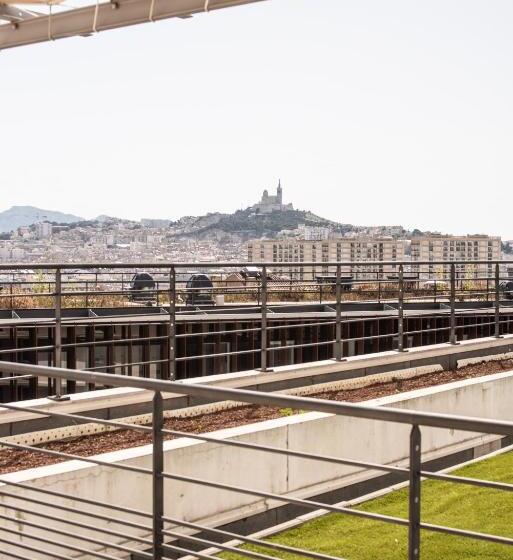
[0,183,509,278]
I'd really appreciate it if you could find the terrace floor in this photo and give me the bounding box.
[223,450,513,560]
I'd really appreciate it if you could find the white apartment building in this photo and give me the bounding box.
[247,238,406,279]
[296,225,332,241]
[35,222,52,239]
[411,235,501,278]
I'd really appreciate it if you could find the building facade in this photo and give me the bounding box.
[410,235,501,278]
[247,237,406,279]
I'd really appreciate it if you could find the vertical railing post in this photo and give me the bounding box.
[377,270,381,303]
[334,264,344,362]
[260,265,269,372]
[495,262,501,338]
[50,268,68,401]
[408,425,422,560]
[152,391,164,560]
[449,263,457,345]
[168,267,176,380]
[398,264,405,352]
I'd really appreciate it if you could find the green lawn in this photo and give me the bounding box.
[222,451,513,560]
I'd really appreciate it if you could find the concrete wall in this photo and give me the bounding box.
[1,371,513,559]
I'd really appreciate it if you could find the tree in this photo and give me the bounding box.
[501,241,513,255]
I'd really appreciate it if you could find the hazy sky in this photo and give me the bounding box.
[2,0,513,237]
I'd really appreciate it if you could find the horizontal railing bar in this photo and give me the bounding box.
[0,475,152,519]
[0,487,152,534]
[0,531,72,560]
[2,286,507,298]
[62,334,171,349]
[161,470,409,527]
[0,345,54,355]
[162,528,285,560]
[176,305,263,315]
[0,375,34,383]
[420,521,513,546]
[454,320,502,330]
[267,339,336,352]
[0,549,40,560]
[0,509,152,559]
[162,542,220,560]
[1,362,512,436]
[420,471,513,492]
[163,515,345,560]
[84,357,169,371]
[342,332,399,344]
[1,260,511,269]
[175,348,260,362]
[0,520,121,560]
[267,320,338,330]
[0,292,55,299]
[59,313,176,323]
[176,327,262,338]
[3,277,507,287]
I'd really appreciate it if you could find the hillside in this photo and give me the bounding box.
[0,206,83,233]
[169,208,359,241]
[0,203,410,242]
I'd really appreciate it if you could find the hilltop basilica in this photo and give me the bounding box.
[252,180,294,214]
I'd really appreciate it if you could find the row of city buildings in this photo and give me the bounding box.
[0,219,242,264]
[247,234,502,279]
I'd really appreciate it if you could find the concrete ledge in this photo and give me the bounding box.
[1,363,446,447]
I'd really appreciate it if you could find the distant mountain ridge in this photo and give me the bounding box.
[0,206,83,233]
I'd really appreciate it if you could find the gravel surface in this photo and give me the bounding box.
[1,359,511,475]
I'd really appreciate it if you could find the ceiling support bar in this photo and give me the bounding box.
[0,0,266,50]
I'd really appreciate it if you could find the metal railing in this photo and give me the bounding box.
[0,260,513,400]
[0,360,511,560]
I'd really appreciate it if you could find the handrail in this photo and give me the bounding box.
[0,258,512,269]
[1,361,512,436]
[1,258,512,401]
[0,358,511,560]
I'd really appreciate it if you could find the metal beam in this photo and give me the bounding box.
[0,0,267,50]
[0,4,40,23]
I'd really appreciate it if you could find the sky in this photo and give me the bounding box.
[1,0,513,238]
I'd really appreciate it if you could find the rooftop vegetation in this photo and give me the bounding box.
[222,450,513,560]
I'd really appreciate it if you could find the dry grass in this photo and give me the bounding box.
[0,280,495,310]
